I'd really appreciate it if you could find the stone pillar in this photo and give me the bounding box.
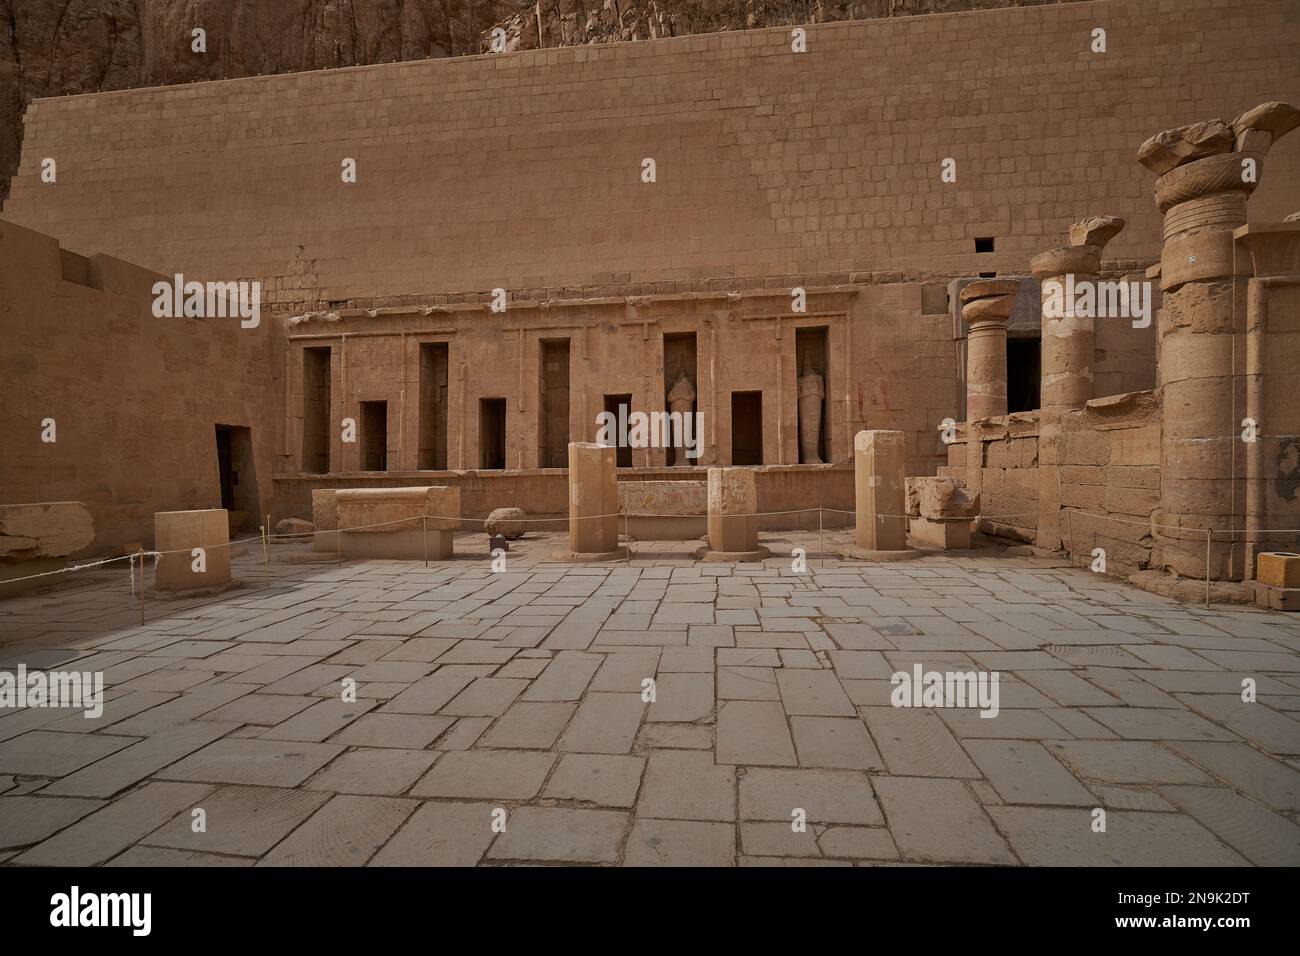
[155,509,231,590]
[1139,102,1299,580]
[841,430,917,559]
[1031,216,1126,413]
[699,467,769,561]
[961,279,1017,420]
[568,442,620,557]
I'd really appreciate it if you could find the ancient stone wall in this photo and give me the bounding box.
[0,220,283,554]
[5,0,1297,312]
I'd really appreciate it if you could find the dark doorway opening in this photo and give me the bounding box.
[215,424,256,531]
[481,398,507,470]
[731,391,763,465]
[604,394,634,468]
[1007,338,1042,413]
[418,343,449,470]
[302,347,331,474]
[360,400,388,471]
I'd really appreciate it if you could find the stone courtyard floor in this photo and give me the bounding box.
[1,528,1298,867]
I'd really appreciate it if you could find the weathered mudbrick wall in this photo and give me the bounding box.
[0,220,283,554]
[4,0,1298,311]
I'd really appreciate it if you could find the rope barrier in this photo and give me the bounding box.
[2,503,1295,589]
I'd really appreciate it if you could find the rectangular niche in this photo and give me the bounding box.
[795,327,829,463]
[418,343,449,470]
[663,332,698,466]
[539,339,570,468]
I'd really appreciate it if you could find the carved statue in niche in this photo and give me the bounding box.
[666,363,697,466]
[798,360,825,464]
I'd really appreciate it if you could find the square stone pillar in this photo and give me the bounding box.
[155,509,231,590]
[568,442,620,556]
[699,467,769,561]
[842,430,917,560]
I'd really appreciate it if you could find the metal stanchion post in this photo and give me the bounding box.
[818,507,824,570]
[1205,529,1212,609]
[262,517,271,589]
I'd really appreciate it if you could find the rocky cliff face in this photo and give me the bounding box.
[1,0,1056,205]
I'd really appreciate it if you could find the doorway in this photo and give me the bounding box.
[360,401,388,471]
[731,391,763,465]
[215,424,256,530]
[481,398,507,470]
[603,394,634,468]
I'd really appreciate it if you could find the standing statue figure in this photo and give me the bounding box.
[666,366,697,466]
[798,360,825,464]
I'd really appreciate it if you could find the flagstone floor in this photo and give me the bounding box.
[1,530,1298,867]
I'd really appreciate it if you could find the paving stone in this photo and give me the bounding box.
[646,672,713,723]
[479,701,576,750]
[1177,694,1300,754]
[366,800,494,865]
[859,706,979,777]
[0,795,103,849]
[1159,785,1300,866]
[1016,670,1121,707]
[306,748,437,795]
[436,717,492,750]
[740,768,883,825]
[987,806,1248,866]
[874,777,1015,864]
[441,678,529,717]
[260,698,378,742]
[161,738,344,787]
[543,754,644,808]
[687,625,735,647]
[636,723,713,750]
[411,750,554,800]
[790,716,882,770]
[717,700,797,766]
[200,694,315,726]
[1167,741,1300,812]
[488,807,627,863]
[740,821,821,857]
[938,708,1071,739]
[1092,786,1175,812]
[521,653,602,701]
[624,819,735,866]
[108,683,253,735]
[965,740,1093,805]
[718,666,780,701]
[42,720,239,798]
[818,825,898,860]
[659,646,715,672]
[1046,740,1212,784]
[331,713,454,749]
[0,729,139,777]
[589,651,662,693]
[1083,707,1237,741]
[16,781,212,866]
[107,846,254,866]
[637,750,736,821]
[145,784,329,856]
[381,669,479,714]
[775,669,856,716]
[259,795,417,866]
[560,693,645,754]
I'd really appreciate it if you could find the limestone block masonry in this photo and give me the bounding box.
[699,468,769,561]
[567,443,621,558]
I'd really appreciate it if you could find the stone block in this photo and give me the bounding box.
[0,502,94,561]
[1257,552,1300,589]
[154,509,231,590]
[568,443,619,555]
[336,487,459,560]
[620,480,706,540]
[910,516,972,550]
[906,477,978,519]
[704,468,764,558]
[312,489,338,552]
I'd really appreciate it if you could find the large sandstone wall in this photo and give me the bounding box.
[4,0,1298,311]
[0,220,283,554]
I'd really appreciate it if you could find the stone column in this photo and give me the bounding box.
[841,429,917,559]
[698,467,770,561]
[568,442,621,557]
[155,509,231,590]
[1139,101,1299,580]
[961,279,1017,420]
[1031,216,1126,413]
